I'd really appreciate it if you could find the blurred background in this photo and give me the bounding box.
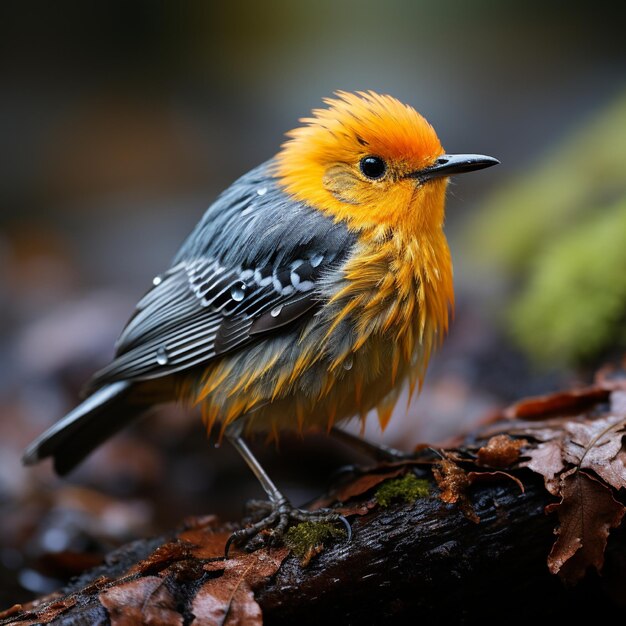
[1,1,625,606]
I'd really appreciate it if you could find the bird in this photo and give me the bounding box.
[23,91,498,550]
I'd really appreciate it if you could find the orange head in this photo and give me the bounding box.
[276,91,498,237]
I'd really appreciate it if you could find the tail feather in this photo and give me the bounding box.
[22,381,145,476]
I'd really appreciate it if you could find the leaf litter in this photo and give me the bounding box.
[5,373,626,622]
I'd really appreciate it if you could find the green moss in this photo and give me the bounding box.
[375,473,430,508]
[284,521,347,560]
[509,198,626,364]
[459,88,626,366]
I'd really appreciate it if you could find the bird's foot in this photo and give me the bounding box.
[225,497,351,556]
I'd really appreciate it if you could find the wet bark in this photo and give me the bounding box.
[3,420,625,625]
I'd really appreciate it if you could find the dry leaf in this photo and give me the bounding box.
[515,406,626,583]
[4,594,76,626]
[0,605,22,621]
[562,415,626,491]
[191,548,288,626]
[178,528,234,560]
[311,466,406,509]
[332,468,407,502]
[545,471,625,583]
[99,576,182,625]
[520,412,626,494]
[467,470,525,493]
[505,386,610,420]
[126,540,190,576]
[523,439,566,495]
[433,458,479,523]
[477,435,527,468]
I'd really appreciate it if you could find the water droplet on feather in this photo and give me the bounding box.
[230,283,246,301]
[156,347,169,365]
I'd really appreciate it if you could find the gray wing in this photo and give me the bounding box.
[90,160,356,387]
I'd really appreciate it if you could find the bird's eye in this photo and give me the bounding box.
[359,156,387,180]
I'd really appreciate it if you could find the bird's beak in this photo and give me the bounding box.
[408,154,499,183]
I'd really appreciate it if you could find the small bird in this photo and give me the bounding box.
[23,91,498,548]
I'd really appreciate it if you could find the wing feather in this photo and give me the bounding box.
[89,160,356,389]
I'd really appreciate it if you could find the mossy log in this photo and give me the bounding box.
[3,379,626,624]
[2,462,624,624]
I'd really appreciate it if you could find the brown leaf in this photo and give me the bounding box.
[191,548,288,626]
[0,604,22,620]
[519,412,626,495]
[311,466,406,509]
[433,459,479,523]
[179,528,235,560]
[505,386,610,420]
[126,540,191,576]
[6,595,76,626]
[562,415,626,491]
[334,467,407,501]
[467,470,525,493]
[482,416,571,442]
[99,576,183,625]
[545,471,625,583]
[477,435,527,468]
[522,439,566,495]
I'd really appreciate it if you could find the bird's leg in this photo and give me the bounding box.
[224,421,351,556]
[331,426,413,463]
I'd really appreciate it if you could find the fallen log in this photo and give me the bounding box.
[3,376,626,625]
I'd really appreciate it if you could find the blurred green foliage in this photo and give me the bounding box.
[511,198,626,364]
[466,90,626,365]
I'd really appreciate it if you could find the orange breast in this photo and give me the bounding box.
[183,227,453,440]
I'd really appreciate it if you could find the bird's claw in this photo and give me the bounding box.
[244,498,275,519]
[225,498,352,557]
